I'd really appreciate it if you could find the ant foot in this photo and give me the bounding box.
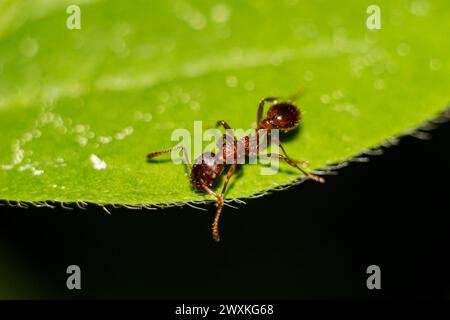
[212,231,220,242]
[215,196,224,207]
[310,174,325,184]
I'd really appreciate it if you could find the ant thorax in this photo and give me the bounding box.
[219,129,272,165]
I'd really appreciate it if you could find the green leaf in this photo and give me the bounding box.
[0,0,449,205]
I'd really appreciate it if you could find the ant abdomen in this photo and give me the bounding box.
[263,103,301,130]
[190,152,225,190]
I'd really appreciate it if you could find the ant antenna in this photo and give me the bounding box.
[287,84,306,102]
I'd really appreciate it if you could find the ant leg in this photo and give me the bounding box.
[213,163,237,242]
[262,153,324,183]
[270,134,309,167]
[220,163,237,197]
[215,120,232,130]
[147,145,192,170]
[258,97,278,129]
[216,120,237,163]
[202,185,225,242]
[288,84,305,102]
[202,163,237,242]
[216,120,236,142]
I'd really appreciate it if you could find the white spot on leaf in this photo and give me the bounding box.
[320,94,331,104]
[174,1,207,30]
[211,4,231,23]
[20,37,39,57]
[410,0,430,16]
[396,43,410,56]
[226,75,238,87]
[90,154,107,170]
[115,126,134,140]
[429,59,442,71]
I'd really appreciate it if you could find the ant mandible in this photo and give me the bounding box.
[147,93,325,242]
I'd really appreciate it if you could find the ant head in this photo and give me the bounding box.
[191,152,225,190]
[261,103,301,130]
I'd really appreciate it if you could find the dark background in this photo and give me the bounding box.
[0,114,449,299]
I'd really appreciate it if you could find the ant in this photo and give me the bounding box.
[147,93,325,242]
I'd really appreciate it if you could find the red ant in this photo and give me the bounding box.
[147,94,325,242]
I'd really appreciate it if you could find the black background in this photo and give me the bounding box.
[1,114,449,299]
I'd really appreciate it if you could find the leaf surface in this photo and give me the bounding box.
[0,0,449,205]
